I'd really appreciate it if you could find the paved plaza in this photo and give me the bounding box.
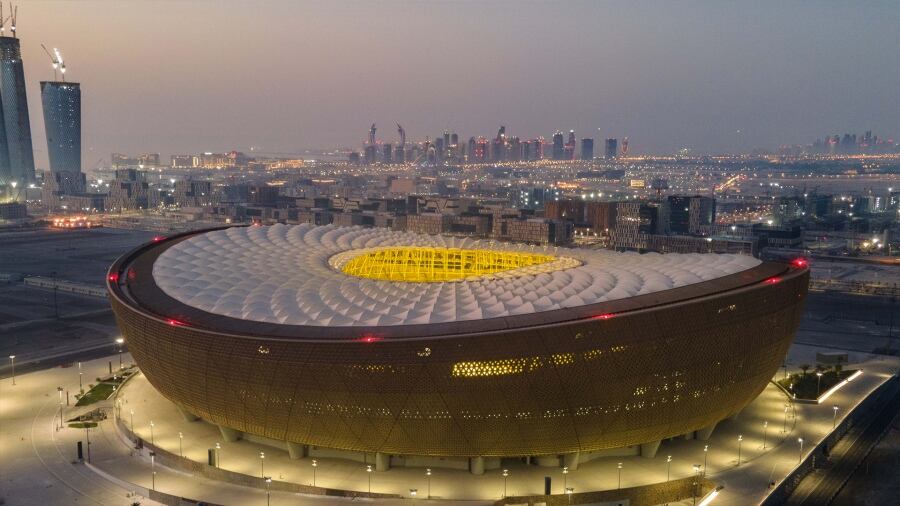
[2,341,896,506]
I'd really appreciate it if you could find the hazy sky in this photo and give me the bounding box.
[19,0,900,167]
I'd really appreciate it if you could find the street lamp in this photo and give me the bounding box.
[78,361,83,393]
[149,421,155,445]
[703,445,709,476]
[129,409,134,433]
[426,468,431,498]
[832,405,839,428]
[562,465,569,490]
[783,405,789,433]
[259,451,265,478]
[798,438,804,464]
[816,371,823,397]
[115,338,125,368]
[763,421,768,450]
[409,489,417,497]
[8,355,15,385]
[312,459,318,487]
[692,464,701,506]
[150,451,156,491]
[57,387,64,430]
[617,462,623,489]
[737,435,743,466]
[265,476,272,506]
[666,455,672,481]
[366,464,373,493]
[502,469,509,498]
[216,442,222,468]
[566,487,574,504]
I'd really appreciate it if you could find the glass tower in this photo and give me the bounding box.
[0,36,35,186]
[41,81,81,173]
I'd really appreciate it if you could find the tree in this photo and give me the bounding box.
[800,364,810,376]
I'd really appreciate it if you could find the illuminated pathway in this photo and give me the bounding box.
[1,344,897,505]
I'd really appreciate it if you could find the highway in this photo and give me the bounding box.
[786,377,900,505]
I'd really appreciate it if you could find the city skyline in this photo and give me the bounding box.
[14,0,899,168]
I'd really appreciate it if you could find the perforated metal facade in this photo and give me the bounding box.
[109,229,808,458]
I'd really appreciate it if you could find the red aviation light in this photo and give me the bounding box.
[592,313,616,320]
[152,236,164,242]
[763,277,782,285]
[167,318,186,326]
[108,273,119,283]
[791,258,808,268]
[358,334,383,343]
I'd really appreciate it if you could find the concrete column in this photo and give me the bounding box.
[640,440,661,458]
[287,442,309,460]
[563,451,581,471]
[469,456,485,475]
[375,452,390,472]
[176,406,199,422]
[218,425,242,442]
[696,422,718,441]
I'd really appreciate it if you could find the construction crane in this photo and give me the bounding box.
[0,4,9,37]
[8,3,16,38]
[396,123,405,147]
[41,44,66,81]
[368,123,377,145]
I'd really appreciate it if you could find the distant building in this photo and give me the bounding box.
[605,138,618,159]
[564,130,576,159]
[612,201,669,250]
[40,81,81,174]
[0,36,35,187]
[106,169,159,210]
[668,196,716,235]
[552,131,565,160]
[382,143,392,164]
[580,138,594,161]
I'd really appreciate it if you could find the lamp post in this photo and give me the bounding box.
[78,361,83,393]
[798,438,804,464]
[832,405,839,428]
[502,469,509,498]
[783,405,789,433]
[129,409,134,433]
[409,489,417,497]
[149,421,155,445]
[216,442,222,468]
[178,431,183,457]
[763,421,768,450]
[737,435,743,466]
[312,459,318,487]
[366,464,373,493]
[8,355,15,385]
[816,371,823,397]
[617,462,623,489]
[566,487,574,504]
[666,455,672,481]
[703,445,709,476]
[57,387,64,430]
[150,451,156,491]
[426,468,431,498]
[692,464,701,506]
[259,451,265,478]
[265,476,272,506]
[115,338,125,368]
[562,465,569,491]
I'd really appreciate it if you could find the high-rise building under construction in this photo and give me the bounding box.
[41,81,81,173]
[0,34,35,187]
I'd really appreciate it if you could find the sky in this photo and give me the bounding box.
[18,0,900,168]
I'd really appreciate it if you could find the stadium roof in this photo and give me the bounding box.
[150,224,761,327]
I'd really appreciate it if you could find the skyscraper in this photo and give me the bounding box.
[565,130,576,159]
[0,35,35,187]
[605,138,618,159]
[41,81,81,173]
[580,138,594,161]
[552,131,564,160]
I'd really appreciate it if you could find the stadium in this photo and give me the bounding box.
[108,224,808,469]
